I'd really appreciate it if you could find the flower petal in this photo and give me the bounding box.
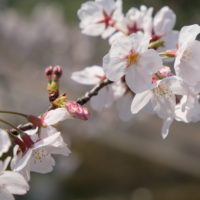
[131,90,152,114]
[161,117,173,139]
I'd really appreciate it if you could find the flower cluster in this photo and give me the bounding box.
[74,0,200,139]
[1,0,200,199]
[0,65,89,199]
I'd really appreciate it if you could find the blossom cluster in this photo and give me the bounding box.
[0,65,89,199]
[1,0,200,199]
[74,0,200,139]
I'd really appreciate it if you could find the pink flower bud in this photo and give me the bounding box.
[157,66,172,78]
[45,66,53,80]
[166,49,177,57]
[65,101,89,120]
[53,65,63,78]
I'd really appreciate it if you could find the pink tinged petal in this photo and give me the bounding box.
[13,149,32,171]
[153,6,176,35]
[103,54,127,81]
[30,149,55,174]
[131,90,152,114]
[0,129,11,157]
[43,108,70,126]
[116,93,134,121]
[0,171,29,195]
[33,132,61,150]
[71,66,105,85]
[178,24,200,51]
[161,117,173,139]
[65,101,89,120]
[0,188,14,200]
[91,87,114,111]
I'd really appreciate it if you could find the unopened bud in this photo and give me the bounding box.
[53,65,63,78]
[166,49,177,57]
[45,66,53,80]
[65,101,89,120]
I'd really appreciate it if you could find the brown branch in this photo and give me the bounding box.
[76,79,113,105]
[8,79,113,134]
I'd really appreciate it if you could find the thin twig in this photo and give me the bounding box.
[8,79,113,134]
[76,79,113,105]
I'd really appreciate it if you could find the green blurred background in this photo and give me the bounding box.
[0,0,200,200]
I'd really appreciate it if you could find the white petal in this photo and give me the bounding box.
[43,108,70,126]
[71,65,104,85]
[0,188,14,200]
[34,132,61,150]
[175,40,200,86]
[30,149,55,173]
[13,149,32,172]
[116,92,134,121]
[125,66,155,93]
[129,32,151,53]
[91,87,114,111]
[103,53,126,81]
[0,129,11,157]
[0,171,29,195]
[161,117,173,139]
[138,49,162,74]
[178,24,200,51]
[159,76,190,96]
[131,90,152,114]
[154,6,176,35]
[158,30,179,52]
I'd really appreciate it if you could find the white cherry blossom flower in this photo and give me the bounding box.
[72,65,134,120]
[0,157,29,200]
[78,0,123,38]
[131,75,190,138]
[72,65,115,111]
[122,5,153,35]
[151,6,178,51]
[0,129,11,157]
[175,94,200,123]
[103,32,162,93]
[174,24,200,87]
[11,127,70,180]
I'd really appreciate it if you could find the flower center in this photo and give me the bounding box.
[127,50,138,66]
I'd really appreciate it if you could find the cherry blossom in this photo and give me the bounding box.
[121,5,153,35]
[131,75,190,138]
[0,157,29,200]
[103,32,162,93]
[72,65,115,111]
[174,24,200,86]
[175,94,200,123]
[78,0,123,38]
[150,6,178,51]
[11,127,70,180]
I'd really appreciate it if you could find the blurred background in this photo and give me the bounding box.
[0,0,200,200]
